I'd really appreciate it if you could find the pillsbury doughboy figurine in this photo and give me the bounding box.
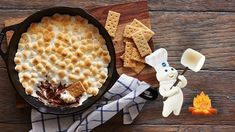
[145,48,187,117]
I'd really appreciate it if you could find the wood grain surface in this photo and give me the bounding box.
[0,0,235,132]
[1,0,235,12]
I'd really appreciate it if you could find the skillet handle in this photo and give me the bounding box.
[0,24,19,63]
[140,87,159,101]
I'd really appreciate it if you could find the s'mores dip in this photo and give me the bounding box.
[14,14,111,107]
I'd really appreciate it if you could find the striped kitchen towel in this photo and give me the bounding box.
[30,74,150,132]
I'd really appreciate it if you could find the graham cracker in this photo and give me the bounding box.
[123,41,136,67]
[67,81,86,97]
[132,30,152,57]
[141,29,154,42]
[130,61,146,74]
[131,47,145,63]
[123,25,154,41]
[105,11,121,37]
[123,25,138,38]
[123,37,133,43]
[130,19,150,30]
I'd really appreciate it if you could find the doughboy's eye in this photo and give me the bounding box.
[171,68,174,71]
[162,62,166,67]
[165,69,168,72]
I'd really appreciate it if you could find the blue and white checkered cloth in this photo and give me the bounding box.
[30,74,150,132]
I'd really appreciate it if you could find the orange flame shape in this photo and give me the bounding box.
[188,91,217,116]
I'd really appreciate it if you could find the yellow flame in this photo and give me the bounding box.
[193,91,212,110]
[189,91,217,115]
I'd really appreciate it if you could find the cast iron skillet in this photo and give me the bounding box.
[0,7,158,115]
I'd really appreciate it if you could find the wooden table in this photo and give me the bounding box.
[1,0,235,131]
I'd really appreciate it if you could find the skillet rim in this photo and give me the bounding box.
[6,7,117,115]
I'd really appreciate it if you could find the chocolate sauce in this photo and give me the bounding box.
[36,81,80,106]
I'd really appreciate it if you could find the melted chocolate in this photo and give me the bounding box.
[36,81,80,106]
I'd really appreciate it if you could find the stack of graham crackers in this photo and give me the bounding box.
[105,11,155,74]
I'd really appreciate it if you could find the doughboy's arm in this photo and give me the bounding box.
[159,86,180,97]
[177,75,187,88]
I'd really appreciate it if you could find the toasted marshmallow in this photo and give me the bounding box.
[60,90,76,103]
